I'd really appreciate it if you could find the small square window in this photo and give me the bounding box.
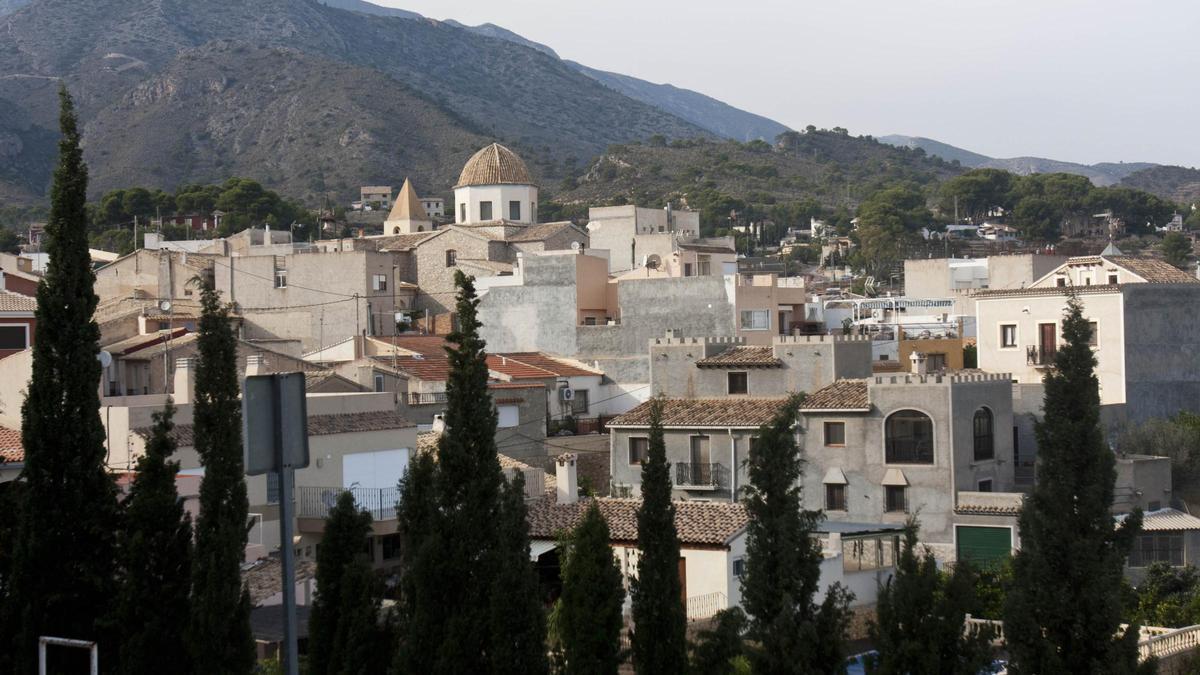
[824,422,845,446]
[1056,277,1067,287]
[825,483,846,511]
[479,201,493,221]
[1000,324,1017,348]
[728,372,748,395]
[1108,274,1119,285]
[977,479,993,492]
[628,437,648,465]
[274,270,288,288]
[373,274,387,292]
[885,485,907,513]
[732,557,746,578]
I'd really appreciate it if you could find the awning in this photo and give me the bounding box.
[822,468,848,485]
[529,540,558,561]
[881,468,908,487]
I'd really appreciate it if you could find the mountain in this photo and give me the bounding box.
[0,0,711,203]
[0,0,32,15]
[333,0,791,142]
[879,134,1157,187]
[1120,165,1200,205]
[316,0,419,19]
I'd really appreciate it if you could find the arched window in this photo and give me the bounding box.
[445,249,457,268]
[885,410,933,464]
[973,408,994,461]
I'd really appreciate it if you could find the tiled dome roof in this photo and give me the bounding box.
[455,143,534,188]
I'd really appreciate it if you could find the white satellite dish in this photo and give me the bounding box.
[570,241,581,251]
[97,351,113,368]
[159,300,172,313]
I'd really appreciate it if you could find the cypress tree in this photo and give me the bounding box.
[114,403,193,675]
[1003,295,1144,675]
[490,472,549,675]
[631,396,687,673]
[689,607,749,675]
[187,280,254,674]
[558,502,625,675]
[867,521,993,675]
[2,86,120,673]
[395,270,546,673]
[741,393,852,674]
[308,490,375,675]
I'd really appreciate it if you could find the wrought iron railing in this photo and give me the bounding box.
[674,462,729,490]
[406,391,448,406]
[296,486,400,521]
[1026,344,1057,366]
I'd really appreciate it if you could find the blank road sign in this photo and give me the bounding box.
[243,372,310,475]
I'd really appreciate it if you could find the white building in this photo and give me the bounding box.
[454,143,538,225]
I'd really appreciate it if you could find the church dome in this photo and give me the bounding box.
[455,143,534,188]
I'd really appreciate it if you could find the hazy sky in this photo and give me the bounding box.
[376,0,1199,167]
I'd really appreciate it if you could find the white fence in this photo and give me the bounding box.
[964,615,1200,663]
[685,592,728,622]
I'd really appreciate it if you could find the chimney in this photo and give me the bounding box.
[909,351,927,375]
[173,357,195,404]
[555,453,578,505]
[246,354,266,377]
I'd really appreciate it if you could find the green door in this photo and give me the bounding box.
[956,526,1012,566]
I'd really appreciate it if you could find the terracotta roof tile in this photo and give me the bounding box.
[456,259,513,274]
[800,380,870,411]
[676,242,736,254]
[695,346,782,368]
[0,289,36,312]
[1106,256,1199,284]
[506,222,580,243]
[369,336,452,357]
[609,397,789,428]
[455,143,534,188]
[502,353,602,377]
[954,491,1024,516]
[0,425,23,463]
[134,411,414,447]
[244,558,317,607]
[527,497,748,547]
[376,232,435,251]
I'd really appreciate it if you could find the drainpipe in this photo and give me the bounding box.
[728,428,736,502]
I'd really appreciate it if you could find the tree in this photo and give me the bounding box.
[187,279,254,674]
[1011,196,1060,242]
[1161,232,1192,269]
[558,503,625,675]
[631,396,687,673]
[308,490,375,674]
[1,86,120,673]
[1003,295,1145,674]
[0,228,20,253]
[114,403,193,675]
[937,169,1015,223]
[690,608,749,675]
[489,472,549,675]
[1132,563,1200,629]
[741,393,852,673]
[1117,415,1200,505]
[867,521,993,675]
[395,270,545,674]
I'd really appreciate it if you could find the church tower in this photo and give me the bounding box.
[385,178,433,234]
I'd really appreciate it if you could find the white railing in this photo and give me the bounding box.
[964,616,1200,663]
[407,391,448,406]
[685,592,728,622]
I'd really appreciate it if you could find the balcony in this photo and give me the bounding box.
[1025,345,1057,367]
[674,462,730,491]
[406,391,448,406]
[297,486,400,521]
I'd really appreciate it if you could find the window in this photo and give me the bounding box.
[509,200,521,220]
[373,273,387,291]
[629,437,648,465]
[570,389,589,415]
[732,557,746,579]
[584,317,597,326]
[374,374,385,392]
[1129,534,1184,567]
[885,485,907,513]
[498,405,519,429]
[445,249,457,267]
[157,320,170,331]
[274,270,287,288]
[683,263,694,277]
[926,353,947,372]
[479,201,493,221]
[739,310,770,331]
[697,255,711,276]
[1088,321,1098,347]
[973,408,994,461]
[825,483,847,511]
[885,410,934,464]
[1000,324,1017,348]
[267,472,280,505]
[824,421,846,446]
[1056,277,1067,287]
[727,372,748,395]
[1108,273,1119,285]
[459,203,466,222]
[977,479,993,492]
[381,533,402,560]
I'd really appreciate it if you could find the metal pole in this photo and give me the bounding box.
[274,375,300,675]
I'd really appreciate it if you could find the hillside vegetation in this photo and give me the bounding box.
[1120,165,1200,206]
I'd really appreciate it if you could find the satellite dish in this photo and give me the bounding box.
[570,241,581,251]
[97,351,113,368]
[159,300,172,313]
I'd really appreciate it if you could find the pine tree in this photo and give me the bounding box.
[2,86,120,673]
[741,393,852,674]
[558,502,625,675]
[490,472,549,675]
[187,280,254,674]
[867,521,993,675]
[631,396,687,673]
[1003,295,1144,675]
[308,490,375,675]
[395,270,546,673]
[114,403,193,675]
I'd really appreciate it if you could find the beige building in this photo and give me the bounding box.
[585,205,700,273]
[384,178,434,235]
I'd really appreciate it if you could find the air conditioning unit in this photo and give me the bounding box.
[560,387,575,402]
